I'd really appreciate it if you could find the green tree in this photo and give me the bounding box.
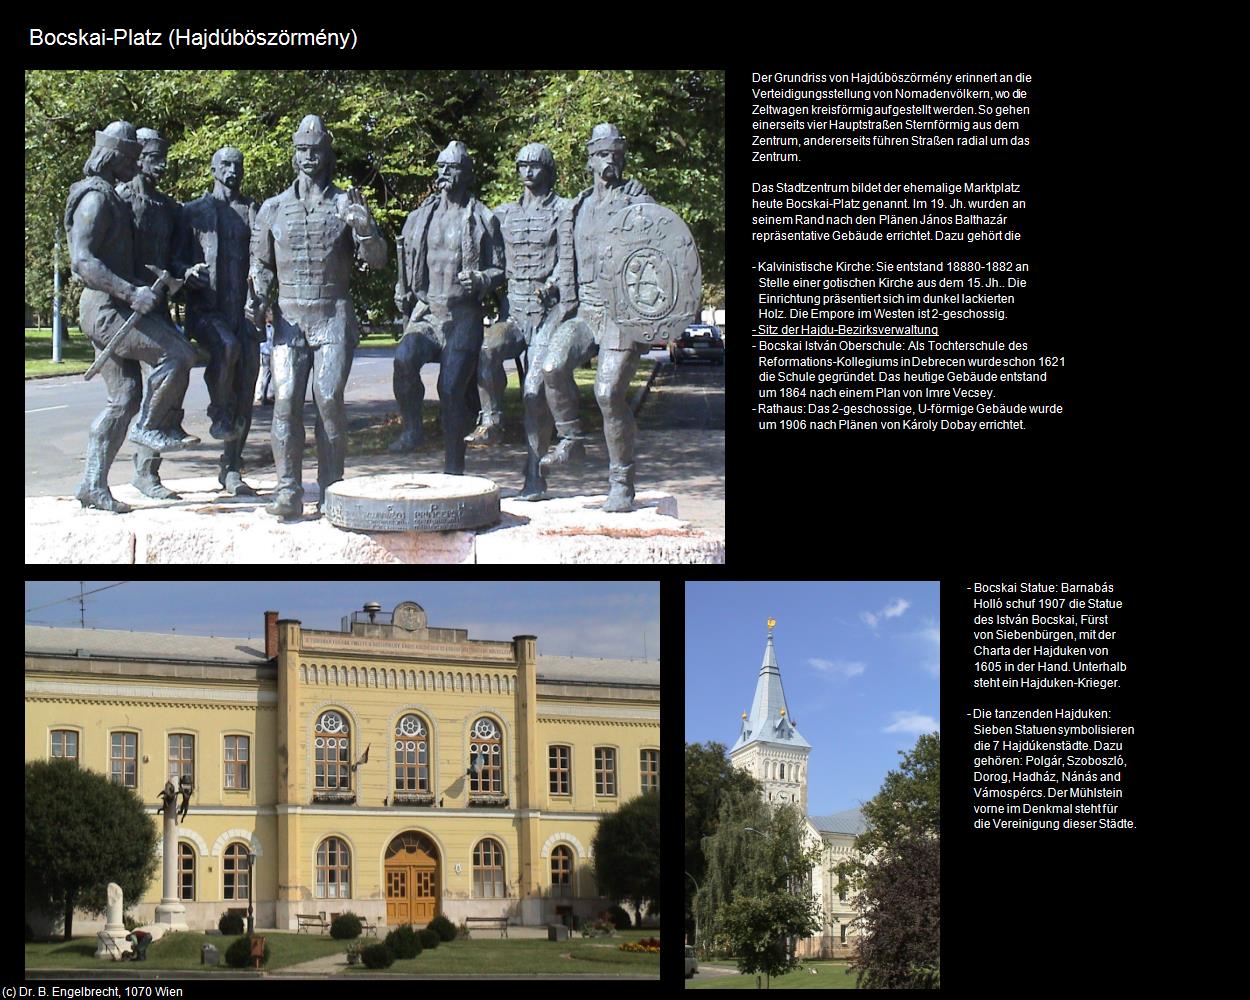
[721,888,823,988]
[590,791,661,926]
[839,732,941,989]
[25,759,160,940]
[697,794,821,973]
[684,742,763,943]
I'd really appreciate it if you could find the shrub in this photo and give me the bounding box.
[224,935,270,968]
[330,911,363,940]
[122,914,139,932]
[385,923,422,959]
[428,913,457,942]
[606,905,632,930]
[361,942,394,969]
[218,912,245,936]
[418,928,439,950]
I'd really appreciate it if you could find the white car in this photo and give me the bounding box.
[685,945,698,978]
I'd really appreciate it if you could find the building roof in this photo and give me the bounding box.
[731,631,811,752]
[25,625,268,665]
[24,626,659,684]
[536,655,659,686]
[810,808,868,836]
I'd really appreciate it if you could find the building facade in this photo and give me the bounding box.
[24,601,660,932]
[729,625,864,959]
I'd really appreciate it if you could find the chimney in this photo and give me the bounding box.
[265,611,279,659]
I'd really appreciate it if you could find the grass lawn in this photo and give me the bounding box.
[26,327,94,377]
[348,357,653,455]
[25,931,344,971]
[687,961,857,989]
[349,929,659,976]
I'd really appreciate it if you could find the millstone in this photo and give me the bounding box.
[324,474,500,532]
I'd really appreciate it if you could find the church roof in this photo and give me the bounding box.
[731,631,811,752]
[810,808,868,835]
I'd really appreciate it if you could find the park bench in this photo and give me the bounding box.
[465,916,508,938]
[359,917,378,937]
[296,912,329,934]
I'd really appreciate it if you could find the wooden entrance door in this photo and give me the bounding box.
[384,832,438,925]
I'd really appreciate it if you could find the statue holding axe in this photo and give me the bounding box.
[65,121,199,513]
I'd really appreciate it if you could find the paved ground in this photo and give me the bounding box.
[26,347,725,539]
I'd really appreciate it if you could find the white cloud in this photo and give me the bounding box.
[808,657,866,678]
[861,597,911,630]
[883,711,939,734]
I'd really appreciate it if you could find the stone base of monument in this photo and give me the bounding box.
[94,927,131,960]
[26,477,724,564]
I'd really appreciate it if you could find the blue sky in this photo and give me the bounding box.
[685,581,939,816]
[24,581,660,661]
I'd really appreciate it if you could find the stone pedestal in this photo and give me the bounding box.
[154,812,188,932]
[94,882,131,960]
[26,478,724,564]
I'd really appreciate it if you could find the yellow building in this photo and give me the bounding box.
[24,601,660,932]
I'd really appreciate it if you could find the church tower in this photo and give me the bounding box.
[730,619,811,811]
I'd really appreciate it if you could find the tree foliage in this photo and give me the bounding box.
[591,791,661,924]
[720,889,823,985]
[696,793,821,965]
[841,732,941,989]
[25,759,160,940]
[684,742,763,939]
[25,69,725,328]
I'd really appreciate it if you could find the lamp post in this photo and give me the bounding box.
[685,871,700,953]
[247,852,256,935]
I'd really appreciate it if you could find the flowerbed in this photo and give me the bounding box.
[619,937,660,953]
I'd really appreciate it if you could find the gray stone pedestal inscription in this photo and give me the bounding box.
[324,474,500,532]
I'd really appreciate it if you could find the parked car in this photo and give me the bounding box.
[685,945,698,978]
[669,324,724,365]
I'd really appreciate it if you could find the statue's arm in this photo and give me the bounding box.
[249,202,276,302]
[70,192,140,306]
[479,211,506,294]
[349,190,388,270]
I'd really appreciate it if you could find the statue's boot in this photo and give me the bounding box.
[465,414,504,445]
[602,463,635,513]
[265,491,303,521]
[75,482,131,514]
[540,422,587,472]
[165,410,200,448]
[517,456,550,502]
[388,427,424,453]
[220,470,257,496]
[132,452,180,500]
[128,427,189,453]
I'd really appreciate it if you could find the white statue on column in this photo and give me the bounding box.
[94,882,132,959]
[153,778,190,932]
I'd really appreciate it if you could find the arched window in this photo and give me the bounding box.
[394,714,429,792]
[110,731,138,787]
[469,718,502,794]
[50,729,79,765]
[178,842,195,900]
[550,845,574,898]
[316,837,351,899]
[315,711,351,790]
[224,842,250,900]
[779,762,785,780]
[472,838,505,898]
[640,749,659,792]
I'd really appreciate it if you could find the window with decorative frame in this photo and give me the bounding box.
[168,733,194,784]
[550,845,574,898]
[110,732,137,787]
[549,745,571,795]
[315,711,351,791]
[224,735,250,790]
[178,842,195,901]
[394,714,430,793]
[224,842,250,900]
[472,838,506,898]
[640,749,660,792]
[315,837,351,899]
[468,718,502,794]
[594,746,617,796]
[51,729,79,765]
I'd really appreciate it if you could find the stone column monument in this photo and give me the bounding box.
[94,882,132,959]
[153,779,189,931]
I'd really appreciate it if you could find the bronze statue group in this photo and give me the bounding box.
[67,116,699,521]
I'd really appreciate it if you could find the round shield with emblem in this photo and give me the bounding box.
[600,201,701,347]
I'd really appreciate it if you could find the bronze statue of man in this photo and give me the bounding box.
[390,141,504,475]
[248,115,386,519]
[544,124,654,511]
[180,146,262,495]
[473,143,570,499]
[67,122,199,513]
[117,127,203,500]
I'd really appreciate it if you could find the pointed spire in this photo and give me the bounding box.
[731,621,810,752]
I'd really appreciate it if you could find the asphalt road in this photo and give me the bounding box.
[25,346,725,538]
